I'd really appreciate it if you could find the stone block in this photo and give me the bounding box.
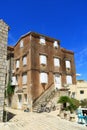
[0,19,9,122]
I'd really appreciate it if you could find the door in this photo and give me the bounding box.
[54,74,61,89]
[18,94,22,109]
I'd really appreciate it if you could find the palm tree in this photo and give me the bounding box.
[58,96,79,112]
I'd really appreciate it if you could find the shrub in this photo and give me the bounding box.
[7,81,14,96]
[71,98,80,109]
[58,96,80,112]
[80,99,87,108]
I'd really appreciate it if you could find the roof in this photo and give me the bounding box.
[8,31,74,54]
[61,48,74,54]
[7,46,14,51]
[14,31,61,47]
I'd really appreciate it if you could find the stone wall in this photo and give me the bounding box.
[0,19,9,122]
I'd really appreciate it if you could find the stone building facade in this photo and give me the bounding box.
[0,20,9,122]
[6,46,14,107]
[10,32,76,110]
[68,80,87,100]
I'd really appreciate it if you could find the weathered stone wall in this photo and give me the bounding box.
[0,19,9,122]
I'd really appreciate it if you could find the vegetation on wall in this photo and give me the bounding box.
[7,81,14,96]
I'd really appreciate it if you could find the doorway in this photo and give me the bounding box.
[18,94,22,109]
[54,74,61,89]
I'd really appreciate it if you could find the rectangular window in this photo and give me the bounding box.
[40,55,47,65]
[66,75,72,84]
[24,94,28,103]
[40,72,48,83]
[23,56,27,66]
[54,58,60,67]
[16,60,19,69]
[22,73,27,84]
[11,76,16,86]
[40,37,45,45]
[71,92,75,98]
[20,40,23,48]
[80,90,84,94]
[53,41,58,48]
[65,61,71,68]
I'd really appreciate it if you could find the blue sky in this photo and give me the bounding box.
[0,0,87,80]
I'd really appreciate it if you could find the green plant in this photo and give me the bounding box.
[58,96,72,104]
[58,96,79,112]
[80,99,87,108]
[71,98,80,109]
[7,81,14,96]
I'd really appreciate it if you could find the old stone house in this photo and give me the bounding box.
[7,32,76,110]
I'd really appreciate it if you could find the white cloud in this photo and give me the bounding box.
[75,47,87,67]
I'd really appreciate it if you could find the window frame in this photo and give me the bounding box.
[16,59,20,69]
[24,94,28,103]
[80,90,84,94]
[66,75,72,85]
[39,36,45,45]
[40,55,47,66]
[53,41,58,48]
[40,72,48,84]
[23,55,27,66]
[20,40,24,48]
[22,73,27,85]
[65,60,71,69]
[54,57,60,67]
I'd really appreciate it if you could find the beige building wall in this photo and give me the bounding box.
[8,32,76,110]
[69,80,87,100]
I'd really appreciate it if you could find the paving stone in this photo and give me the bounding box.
[0,108,87,130]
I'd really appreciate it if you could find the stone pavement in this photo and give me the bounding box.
[0,108,87,130]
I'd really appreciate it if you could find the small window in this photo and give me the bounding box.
[23,56,27,66]
[66,75,72,84]
[16,60,19,69]
[40,72,48,83]
[22,73,27,84]
[71,92,75,98]
[53,41,58,48]
[80,90,84,94]
[16,75,18,85]
[11,76,16,86]
[40,55,47,65]
[40,37,45,45]
[20,40,23,48]
[54,58,60,67]
[24,94,27,103]
[65,61,71,68]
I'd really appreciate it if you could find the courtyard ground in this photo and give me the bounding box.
[0,108,87,130]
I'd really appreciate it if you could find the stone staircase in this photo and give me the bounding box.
[33,83,55,112]
[33,83,68,112]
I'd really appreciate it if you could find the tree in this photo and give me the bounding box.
[58,96,80,112]
[80,99,87,108]
[7,81,15,107]
[71,98,80,109]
